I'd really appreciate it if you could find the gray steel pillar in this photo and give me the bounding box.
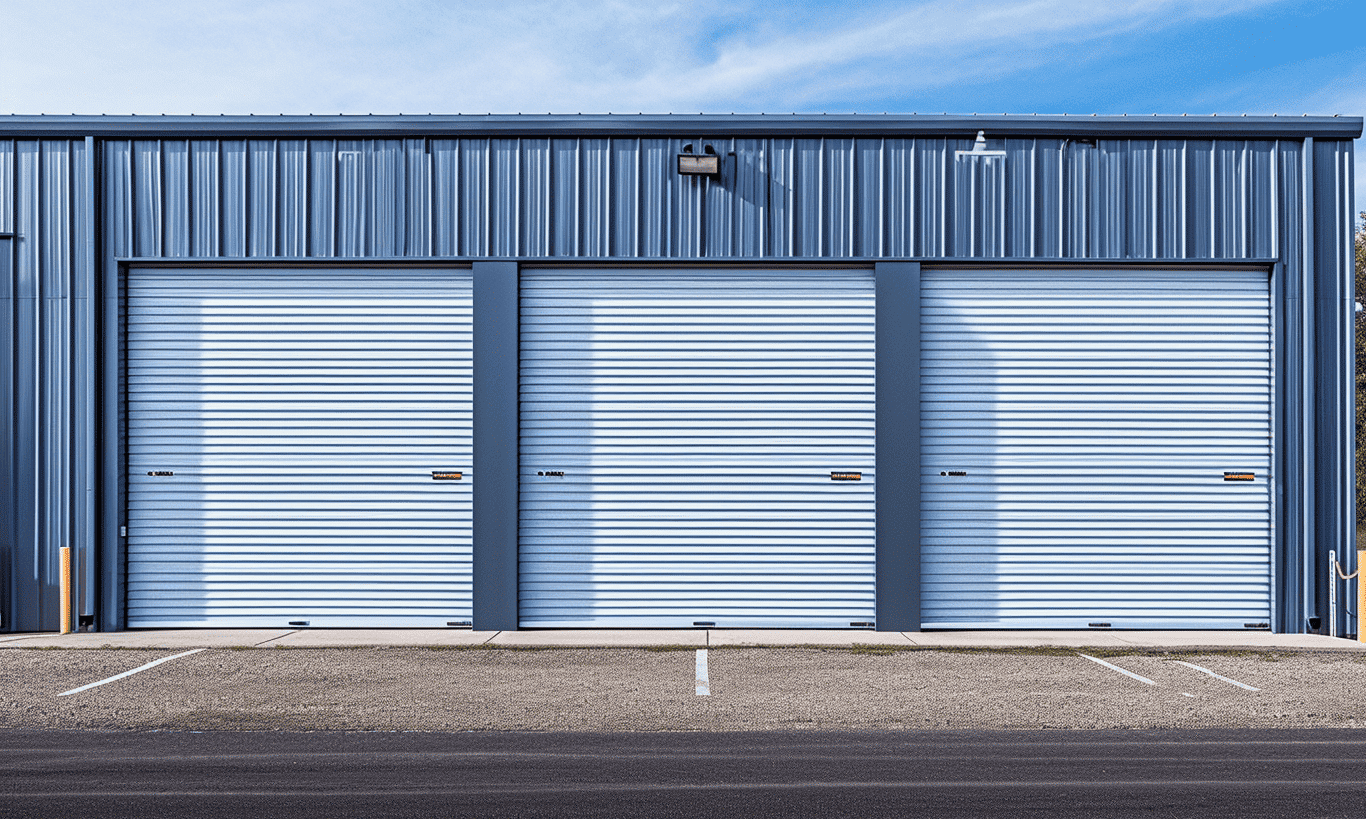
[874,261,921,632]
[472,261,520,631]
[1,236,14,631]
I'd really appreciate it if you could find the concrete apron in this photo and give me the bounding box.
[0,630,1360,651]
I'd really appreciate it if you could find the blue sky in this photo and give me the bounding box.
[1,0,1362,210]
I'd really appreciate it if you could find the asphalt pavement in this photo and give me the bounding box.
[2,728,1365,819]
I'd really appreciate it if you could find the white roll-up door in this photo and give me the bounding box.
[920,267,1272,629]
[126,267,473,628]
[520,268,876,628]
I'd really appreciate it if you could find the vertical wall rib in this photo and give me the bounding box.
[490,138,518,256]
[72,137,97,619]
[610,138,638,257]
[703,137,733,258]
[279,140,309,257]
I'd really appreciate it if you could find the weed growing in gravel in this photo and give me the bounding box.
[1157,649,1286,663]
[424,644,556,652]
[848,645,918,656]
[20,645,160,651]
[933,646,1127,658]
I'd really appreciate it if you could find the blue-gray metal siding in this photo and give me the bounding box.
[1,139,98,632]
[0,127,1356,632]
[87,138,1316,262]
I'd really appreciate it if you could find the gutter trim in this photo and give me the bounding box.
[0,114,1360,140]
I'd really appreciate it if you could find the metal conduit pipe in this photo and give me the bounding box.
[1328,550,1360,640]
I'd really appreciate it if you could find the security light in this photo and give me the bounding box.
[678,143,720,175]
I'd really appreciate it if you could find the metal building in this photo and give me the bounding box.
[0,114,1359,634]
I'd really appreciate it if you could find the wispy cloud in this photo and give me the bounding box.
[0,0,1292,114]
[650,0,1288,109]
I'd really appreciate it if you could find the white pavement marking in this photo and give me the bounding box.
[695,648,710,696]
[1170,660,1260,691]
[0,635,43,643]
[58,648,207,697]
[1076,653,1157,686]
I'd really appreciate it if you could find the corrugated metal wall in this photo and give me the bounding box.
[97,137,1295,261]
[1,139,97,632]
[0,131,1356,632]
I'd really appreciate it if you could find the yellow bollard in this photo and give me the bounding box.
[1359,548,1365,643]
[59,547,71,635]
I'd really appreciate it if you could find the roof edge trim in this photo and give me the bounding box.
[0,114,1360,140]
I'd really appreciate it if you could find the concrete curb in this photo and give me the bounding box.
[1,630,1361,652]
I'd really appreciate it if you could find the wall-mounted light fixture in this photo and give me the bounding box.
[954,130,1006,158]
[678,143,720,176]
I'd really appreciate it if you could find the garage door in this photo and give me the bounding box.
[519,268,876,628]
[920,267,1272,629]
[126,267,473,627]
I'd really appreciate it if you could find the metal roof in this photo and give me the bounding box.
[0,113,1360,139]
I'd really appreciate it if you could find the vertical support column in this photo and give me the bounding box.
[1272,261,1293,632]
[99,186,124,632]
[1276,137,1316,633]
[0,236,14,631]
[1311,138,1355,638]
[874,261,920,631]
[472,261,519,631]
[1300,138,1319,632]
[13,199,46,632]
[74,136,97,628]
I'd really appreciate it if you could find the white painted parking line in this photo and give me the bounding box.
[58,648,207,697]
[695,649,710,696]
[0,635,42,643]
[1076,653,1157,686]
[1170,660,1260,691]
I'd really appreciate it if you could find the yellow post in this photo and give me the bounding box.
[59,547,71,635]
[1359,548,1365,643]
